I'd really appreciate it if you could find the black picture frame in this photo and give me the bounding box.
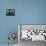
[6,9,15,16]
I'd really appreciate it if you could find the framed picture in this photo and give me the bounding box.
[18,24,46,41]
[6,9,15,16]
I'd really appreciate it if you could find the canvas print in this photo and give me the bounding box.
[6,9,15,16]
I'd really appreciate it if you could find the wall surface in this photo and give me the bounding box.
[0,0,46,44]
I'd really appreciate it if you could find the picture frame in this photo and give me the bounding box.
[6,9,15,16]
